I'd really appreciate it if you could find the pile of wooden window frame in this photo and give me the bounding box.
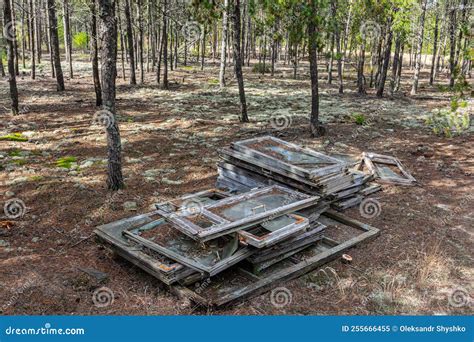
[95,137,415,306]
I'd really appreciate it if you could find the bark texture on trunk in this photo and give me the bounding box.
[90,0,102,106]
[161,0,169,89]
[219,0,228,88]
[376,22,393,97]
[4,0,19,115]
[308,1,324,137]
[232,0,248,122]
[98,0,124,191]
[124,0,137,84]
[429,8,439,85]
[47,0,65,91]
[411,0,427,95]
[63,0,73,78]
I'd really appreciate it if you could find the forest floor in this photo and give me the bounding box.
[0,56,473,315]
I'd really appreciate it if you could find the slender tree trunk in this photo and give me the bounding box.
[98,0,124,191]
[201,26,206,70]
[376,21,393,97]
[327,33,334,84]
[47,0,65,90]
[390,35,401,95]
[411,0,427,95]
[429,7,439,85]
[63,0,73,78]
[448,7,456,87]
[45,0,55,78]
[219,0,229,88]
[3,0,19,115]
[395,43,404,92]
[161,0,168,89]
[124,0,137,84]
[137,0,144,83]
[309,1,324,137]
[232,0,248,122]
[357,42,366,94]
[29,0,36,79]
[10,0,19,75]
[0,47,5,76]
[34,0,41,64]
[341,2,352,75]
[21,0,26,69]
[90,0,102,106]
[241,0,246,66]
[118,5,126,80]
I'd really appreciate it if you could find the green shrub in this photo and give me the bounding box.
[425,106,470,137]
[252,63,270,73]
[352,113,367,125]
[73,32,89,50]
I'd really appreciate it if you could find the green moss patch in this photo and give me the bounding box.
[56,156,77,169]
[0,133,29,142]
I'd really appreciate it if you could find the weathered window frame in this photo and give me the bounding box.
[238,214,309,248]
[231,136,347,180]
[359,152,417,186]
[155,185,320,241]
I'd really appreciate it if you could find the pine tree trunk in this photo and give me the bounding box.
[21,0,26,69]
[45,0,55,78]
[137,0,144,83]
[241,0,246,66]
[29,0,36,79]
[124,0,137,84]
[161,0,168,89]
[309,1,324,137]
[327,33,334,84]
[47,0,65,91]
[219,0,228,88]
[411,0,427,95]
[448,6,456,87]
[429,7,439,85]
[63,0,73,78]
[357,42,366,94]
[201,26,206,70]
[10,0,19,75]
[376,21,393,98]
[34,0,41,64]
[232,0,248,122]
[90,0,102,106]
[395,43,404,92]
[0,47,5,76]
[390,35,401,95]
[118,5,126,80]
[3,0,19,115]
[98,0,124,191]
